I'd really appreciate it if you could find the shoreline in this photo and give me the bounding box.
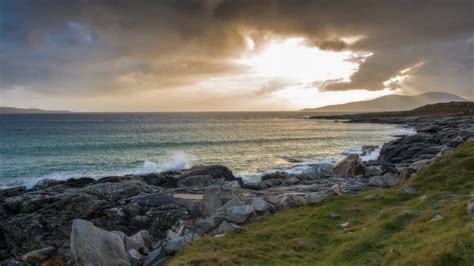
[0,115,472,265]
[0,122,414,191]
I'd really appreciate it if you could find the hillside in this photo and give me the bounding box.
[171,141,474,265]
[0,107,71,113]
[302,92,468,112]
[309,101,474,120]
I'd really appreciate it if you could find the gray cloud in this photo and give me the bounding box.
[1,0,473,101]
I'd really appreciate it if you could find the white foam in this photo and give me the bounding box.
[0,151,196,190]
[158,151,194,172]
[360,148,381,161]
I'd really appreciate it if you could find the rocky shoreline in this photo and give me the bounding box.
[1,115,473,265]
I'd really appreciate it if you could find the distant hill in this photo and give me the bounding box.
[301,92,469,112]
[309,101,474,120]
[0,107,71,113]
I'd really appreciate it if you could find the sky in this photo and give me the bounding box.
[1,0,473,111]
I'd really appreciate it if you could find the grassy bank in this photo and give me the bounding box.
[171,141,474,265]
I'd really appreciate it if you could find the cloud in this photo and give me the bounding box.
[1,0,473,108]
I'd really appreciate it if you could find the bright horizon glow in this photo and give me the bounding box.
[237,37,359,83]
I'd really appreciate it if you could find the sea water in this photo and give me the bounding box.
[0,112,414,188]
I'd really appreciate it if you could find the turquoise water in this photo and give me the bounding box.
[0,112,411,188]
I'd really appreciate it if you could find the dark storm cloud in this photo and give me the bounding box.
[1,0,473,97]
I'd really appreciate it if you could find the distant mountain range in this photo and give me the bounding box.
[301,92,469,113]
[0,107,71,113]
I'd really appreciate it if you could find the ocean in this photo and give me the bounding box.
[0,112,413,188]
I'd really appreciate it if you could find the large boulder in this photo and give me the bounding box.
[333,154,366,177]
[70,219,130,266]
[177,165,235,181]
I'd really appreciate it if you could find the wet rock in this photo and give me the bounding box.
[177,165,235,181]
[177,175,216,187]
[299,163,334,180]
[369,173,401,187]
[333,154,366,177]
[361,145,379,156]
[70,219,130,266]
[20,246,56,264]
[261,171,291,181]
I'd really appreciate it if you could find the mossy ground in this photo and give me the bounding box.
[170,141,474,265]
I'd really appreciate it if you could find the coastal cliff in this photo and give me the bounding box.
[0,109,473,265]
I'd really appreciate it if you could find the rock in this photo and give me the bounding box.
[431,214,443,221]
[162,237,186,254]
[278,192,324,208]
[408,159,433,171]
[202,187,236,216]
[32,179,65,190]
[467,202,474,215]
[401,185,417,194]
[129,230,154,251]
[216,220,241,234]
[70,219,130,266]
[369,173,401,187]
[330,212,341,219]
[143,248,168,266]
[225,205,254,224]
[178,165,235,181]
[20,246,56,264]
[261,171,292,181]
[127,249,143,266]
[333,154,366,177]
[177,175,217,187]
[361,145,379,156]
[331,184,343,195]
[250,197,269,212]
[340,222,349,228]
[299,163,334,179]
[195,218,217,233]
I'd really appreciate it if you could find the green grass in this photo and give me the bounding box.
[170,141,474,265]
